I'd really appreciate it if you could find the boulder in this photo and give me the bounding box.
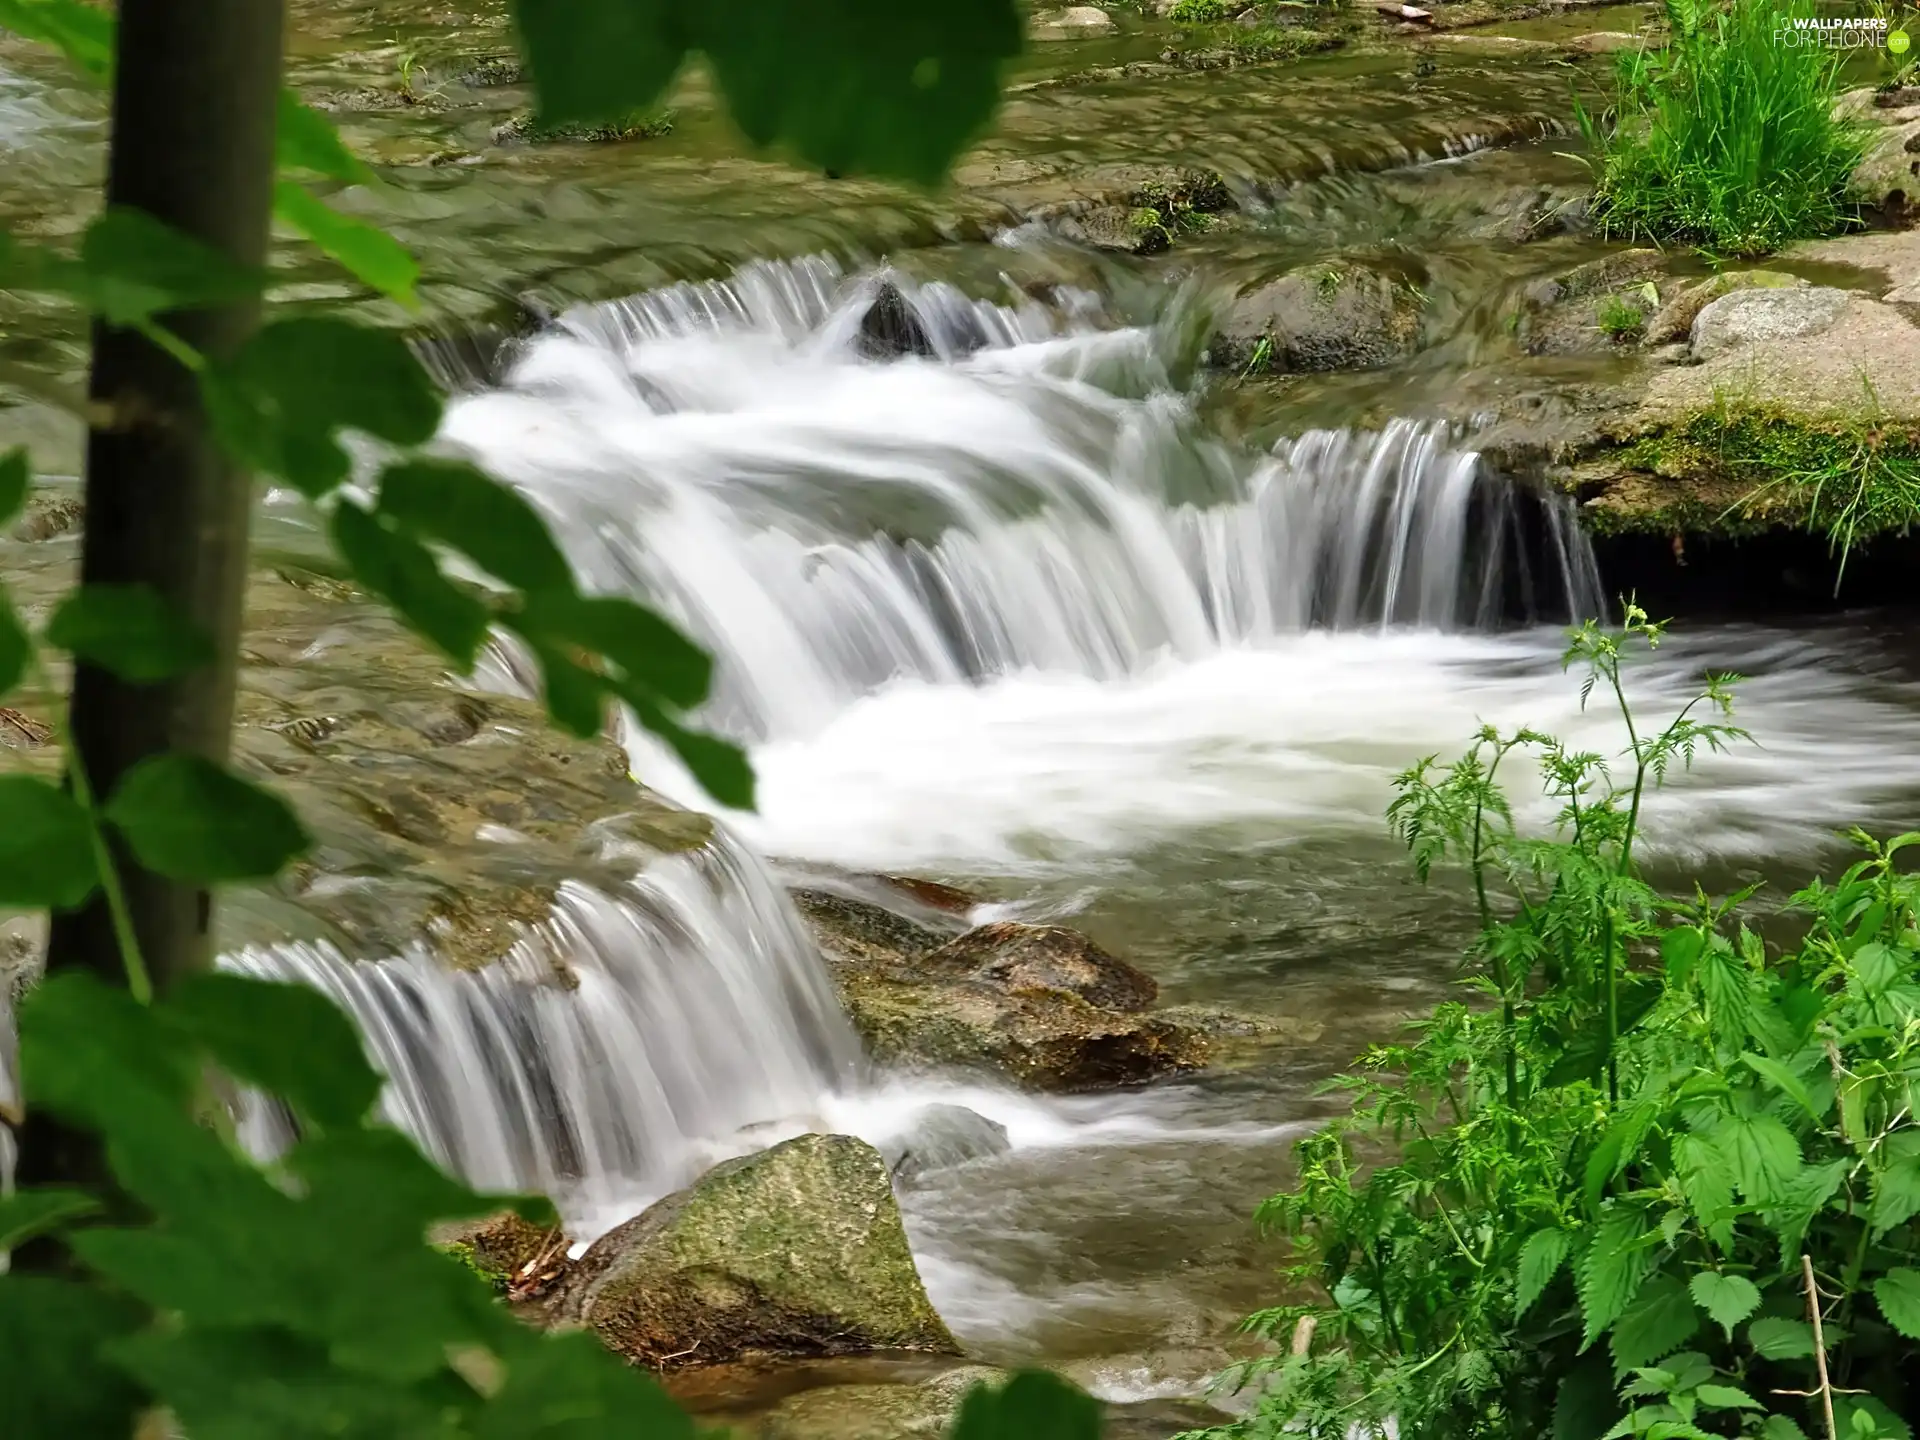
[432,1210,568,1296]
[879,1104,1012,1183]
[1841,86,1920,225]
[1644,269,1805,345]
[1690,286,1852,360]
[1033,5,1119,38]
[926,922,1158,1012]
[795,894,1208,1090]
[561,1134,958,1368]
[1210,260,1424,373]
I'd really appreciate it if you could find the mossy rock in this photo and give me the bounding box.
[491,109,676,145]
[563,1135,958,1369]
[755,1367,1008,1440]
[1644,269,1804,345]
[1211,259,1425,373]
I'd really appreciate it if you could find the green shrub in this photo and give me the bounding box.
[1579,0,1869,255]
[1194,609,1920,1440]
[1169,0,1237,22]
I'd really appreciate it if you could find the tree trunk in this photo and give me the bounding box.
[15,0,285,1204]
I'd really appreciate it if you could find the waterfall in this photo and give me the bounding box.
[443,257,1604,744]
[225,831,862,1227]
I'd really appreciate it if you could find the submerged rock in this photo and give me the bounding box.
[856,283,937,360]
[1058,203,1171,256]
[798,895,1208,1090]
[756,1366,1008,1440]
[1689,286,1852,360]
[879,1104,1012,1183]
[1210,260,1425,373]
[562,1134,958,1368]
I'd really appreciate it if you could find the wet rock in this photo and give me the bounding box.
[801,894,1207,1090]
[1566,30,1645,52]
[756,1367,1008,1440]
[491,109,675,145]
[928,921,1158,1012]
[1841,86,1920,225]
[1033,5,1119,38]
[561,1134,958,1368]
[1525,248,1667,310]
[1210,260,1425,373]
[1690,286,1852,360]
[1644,270,1805,345]
[879,1104,1012,1183]
[856,283,937,360]
[1057,203,1170,256]
[457,56,525,87]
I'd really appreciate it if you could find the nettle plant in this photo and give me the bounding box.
[1190,611,1920,1440]
[0,0,1100,1435]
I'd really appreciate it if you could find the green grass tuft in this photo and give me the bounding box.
[1578,0,1869,256]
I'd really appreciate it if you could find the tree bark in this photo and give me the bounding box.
[15,0,285,1205]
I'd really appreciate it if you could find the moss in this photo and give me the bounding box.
[439,1240,512,1296]
[492,108,676,145]
[1580,407,1920,564]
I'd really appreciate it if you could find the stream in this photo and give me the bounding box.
[8,3,1920,1429]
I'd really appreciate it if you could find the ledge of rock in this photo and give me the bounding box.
[796,892,1209,1090]
[559,1134,958,1369]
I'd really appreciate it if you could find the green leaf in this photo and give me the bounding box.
[377,459,574,596]
[206,316,441,497]
[110,1325,481,1440]
[1610,1274,1700,1375]
[510,0,1021,187]
[1661,926,1705,986]
[1748,1316,1817,1359]
[164,974,382,1129]
[1689,1271,1761,1338]
[1868,1152,1920,1236]
[1834,1397,1913,1440]
[45,584,216,682]
[1773,1159,1852,1263]
[277,92,373,182]
[1695,1385,1763,1411]
[0,1276,147,1438]
[519,591,712,708]
[1586,1103,1658,1213]
[510,0,690,129]
[1872,1267,1920,1339]
[696,0,1023,186]
[0,591,28,696]
[18,971,201,1132]
[1579,1209,1653,1350]
[520,635,607,737]
[625,688,754,810]
[1671,1132,1735,1253]
[949,1370,1102,1440]
[0,446,27,522]
[476,1329,697,1440]
[1740,1053,1821,1122]
[0,1188,99,1251]
[0,776,99,908]
[104,754,311,882]
[1849,941,1904,1001]
[1715,1112,1800,1206]
[0,0,113,80]
[1765,1418,1812,1440]
[331,501,493,667]
[274,182,420,307]
[76,206,265,326]
[1518,1228,1572,1318]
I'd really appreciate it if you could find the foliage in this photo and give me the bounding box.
[1192,609,1920,1440]
[0,0,1100,1434]
[1169,0,1241,22]
[1596,291,1650,341]
[1577,0,1869,256]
